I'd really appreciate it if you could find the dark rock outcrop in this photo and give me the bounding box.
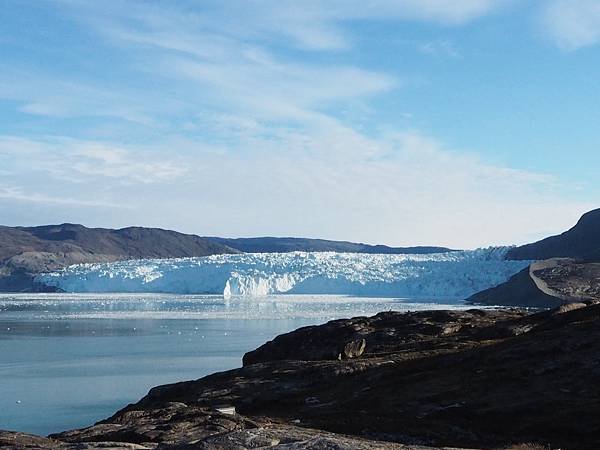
[1,305,591,449]
[467,267,562,308]
[243,309,528,365]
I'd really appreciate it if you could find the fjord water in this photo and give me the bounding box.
[0,293,476,435]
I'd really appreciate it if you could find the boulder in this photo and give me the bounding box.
[340,338,366,359]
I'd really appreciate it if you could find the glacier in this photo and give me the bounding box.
[37,248,531,300]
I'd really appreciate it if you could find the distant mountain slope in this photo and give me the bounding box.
[17,224,239,260]
[0,224,455,292]
[0,224,239,292]
[205,236,454,254]
[506,208,600,261]
[471,208,600,307]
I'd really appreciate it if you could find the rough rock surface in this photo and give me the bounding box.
[529,259,600,301]
[470,208,600,308]
[341,338,366,359]
[0,431,151,449]
[243,309,528,365]
[0,427,469,449]
[3,306,598,449]
[469,258,600,307]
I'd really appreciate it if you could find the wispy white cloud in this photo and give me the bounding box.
[231,0,506,49]
[0,126,591,248]
[167,56,395,123]
[157,129,592,248]
[1,0,506,133]
[71,144,188,183]
[0,136,187,185]
[0,185,124,208]
[541,0,600,50]
[77,9,397,124]
[68,0,505,51]
[0,71,161,125]
[1,2,401,132]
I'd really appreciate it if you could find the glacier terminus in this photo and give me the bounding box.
[37,248,531,300]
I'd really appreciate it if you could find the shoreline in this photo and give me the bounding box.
[3,303,599,449]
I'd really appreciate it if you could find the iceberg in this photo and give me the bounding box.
[37,248,531,300]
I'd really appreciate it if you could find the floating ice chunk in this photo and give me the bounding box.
[223,272,298,298]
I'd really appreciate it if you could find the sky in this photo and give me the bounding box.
[0,0,599,249]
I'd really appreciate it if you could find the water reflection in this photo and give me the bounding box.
[0,293,475,435]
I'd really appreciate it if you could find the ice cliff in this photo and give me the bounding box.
[37,248,531,300]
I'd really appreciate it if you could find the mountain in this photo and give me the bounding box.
[0,224,454,292]
[0,224,239,292]
[470,208,600,307]
[205,236,454,254]
[506,208,600,261]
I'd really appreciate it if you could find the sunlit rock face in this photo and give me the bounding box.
[37,248,531,300]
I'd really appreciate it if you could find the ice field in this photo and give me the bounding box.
[38,248,530,299]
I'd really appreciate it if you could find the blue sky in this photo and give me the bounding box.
[0,0,598,248]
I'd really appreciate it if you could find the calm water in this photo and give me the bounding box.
[0,294,470,435]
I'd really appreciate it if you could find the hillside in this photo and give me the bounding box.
[468,266,563,308]
[0,224,239,292]
[206,236,454,254]
[506,208,600,261]
[471,208,600,307]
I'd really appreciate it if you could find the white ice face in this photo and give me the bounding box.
[37,248,530,300]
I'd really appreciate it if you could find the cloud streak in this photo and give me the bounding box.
[0,136,187,185]
[1,130,592,248]
[0,185,124,208]
[70,0,504,51]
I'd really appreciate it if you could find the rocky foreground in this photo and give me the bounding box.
[3,303,600,450]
